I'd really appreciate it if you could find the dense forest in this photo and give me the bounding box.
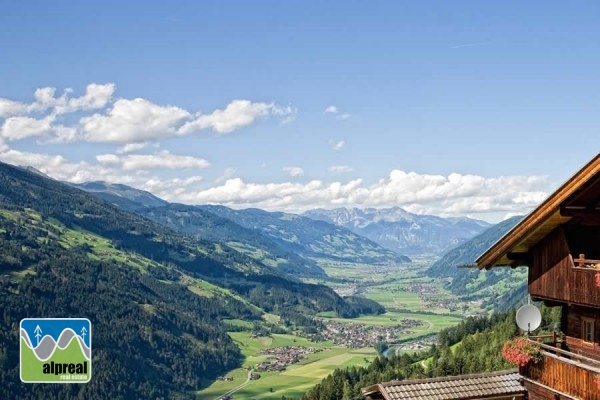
[302,306,561,400]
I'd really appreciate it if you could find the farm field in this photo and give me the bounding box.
[199,260,476,399]
[196,332,377,400]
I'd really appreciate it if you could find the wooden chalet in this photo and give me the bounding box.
[475,153,600,400]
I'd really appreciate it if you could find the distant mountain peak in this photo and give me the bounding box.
[303,207,492,256]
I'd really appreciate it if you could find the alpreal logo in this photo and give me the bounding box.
[20,318,92,383]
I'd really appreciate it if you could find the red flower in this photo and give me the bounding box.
[502,337,542,367]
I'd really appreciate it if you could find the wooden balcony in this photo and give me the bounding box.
[520,340,600,399]
[529,249,600,307]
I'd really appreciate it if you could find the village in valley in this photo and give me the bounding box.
[311,320,425,347]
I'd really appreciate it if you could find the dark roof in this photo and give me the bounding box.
[362,369,525,400]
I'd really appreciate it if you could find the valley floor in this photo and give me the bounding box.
[197,259,482,400]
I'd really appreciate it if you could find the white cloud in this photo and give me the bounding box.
[159,171,552,218]
[1,84,291,144]
[216,167,237,183]
[332,140,345,150]
[324,106,351,119]
[27,83,115,115]
[82,98,191,143]
[179,99,282,135]
[0,115,56,140]
[64,83,115,113]
[143,175,204,197]
[29,87,66,113]
[0,144,553,221]
[116,142,150,154]
[0,98,28,117]
[329,165,354,174]
[95,154,121,164]
[283,166,304,177]
[0,148,140,184]
[95,150,210,170]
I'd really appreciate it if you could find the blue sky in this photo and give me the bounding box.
[0,1,598,221]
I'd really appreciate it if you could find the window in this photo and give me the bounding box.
[582,318,595,343]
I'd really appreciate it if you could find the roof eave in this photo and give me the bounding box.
[475,153,600,269]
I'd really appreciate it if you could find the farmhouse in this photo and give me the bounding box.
[364,153,600,399]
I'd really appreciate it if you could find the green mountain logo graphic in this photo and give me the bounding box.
[20,318,91,383]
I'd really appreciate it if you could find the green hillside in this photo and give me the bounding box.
[72,181,409,272]
[0,161,382,399]
[140,204,326,276]
[199,205,411,265]
[425,216,528,311]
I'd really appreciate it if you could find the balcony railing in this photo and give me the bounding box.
[572,253,600,271]
[520,340,600,400]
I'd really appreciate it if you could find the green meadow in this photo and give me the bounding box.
[196,332,377,400]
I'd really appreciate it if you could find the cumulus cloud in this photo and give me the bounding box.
[216,167,237,183]
[143,175,203,197]
[283,166,304,177]
[82,98,190,143]
[0,98,28,117]
[95,150,210,170]
[329,165,353,174]
[0,144,553,220]
[1,84,290,143]
[0,148,141,184]
[332,140,345,150]
[179,100,289,135]
[157,170,552,218]
[324,105,350,119]
[28,83,115,114]
[64,83,115,113]
[1,115,56,140]
[116,142,150,154]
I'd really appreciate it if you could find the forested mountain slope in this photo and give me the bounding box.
[0,161,378,399]
[73,181,408,273]
[138,204,326,276]
[199,205,411,264]
[425,216,528,311]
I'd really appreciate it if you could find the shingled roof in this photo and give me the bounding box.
[361,369,526,400]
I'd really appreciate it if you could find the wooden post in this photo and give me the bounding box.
[578,254,585,268]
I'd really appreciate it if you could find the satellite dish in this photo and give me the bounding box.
[516,304,542,332]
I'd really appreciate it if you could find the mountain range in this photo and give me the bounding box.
[303,207,492,256]
[71,181,411,274]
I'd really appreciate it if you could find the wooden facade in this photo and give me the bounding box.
[520,342,600,400]
[475,154,600,400]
